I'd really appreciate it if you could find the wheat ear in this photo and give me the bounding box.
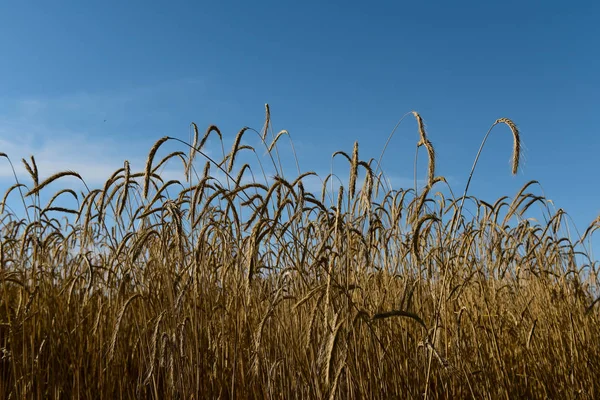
[108,293,142,362]
[494,117,521,175]
[186,122,200,177]
[262,103,271,141]
[412,111,436,187]
[143,136,170,199]
[25,171,84,197]
[229,127,250,173]
[349,142,359,199]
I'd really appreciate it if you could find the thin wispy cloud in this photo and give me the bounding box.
[0,80,212,188]
[0,99,146,186]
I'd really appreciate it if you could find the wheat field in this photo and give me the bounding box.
[1,108,599,399]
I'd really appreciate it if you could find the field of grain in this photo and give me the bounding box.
[1,109,599,399]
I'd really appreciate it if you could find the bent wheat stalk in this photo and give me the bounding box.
[451,117,521,238]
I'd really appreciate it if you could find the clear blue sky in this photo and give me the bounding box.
[1,1,599,246]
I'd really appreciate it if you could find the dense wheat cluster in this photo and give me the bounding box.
[1,109,599,399]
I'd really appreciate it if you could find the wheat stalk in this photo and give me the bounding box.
[452,117,522,238]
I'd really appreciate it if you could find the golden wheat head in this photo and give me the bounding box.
[144,136,170,199]
[495,118,521,175]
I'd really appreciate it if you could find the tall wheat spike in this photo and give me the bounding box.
[452,117,522,237]
[187,122,200,177]
[262,103,271,141]
[412,111,436,187]
[494,117,521,175]
[348,141,359,200]
[143,136,170,199]
[228,127,250,173]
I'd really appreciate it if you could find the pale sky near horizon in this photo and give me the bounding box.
[1,1,599,253]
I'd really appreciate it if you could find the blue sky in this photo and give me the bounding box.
[1,1,599,250]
